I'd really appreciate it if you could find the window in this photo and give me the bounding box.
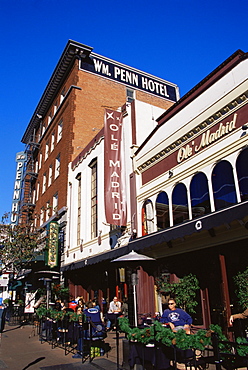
[40,208,44,226]
[90,159,97,239]
[45,141,49,161]
[41,123,46,136]
[54,101,58,115]
[212,160,237,211]
[57,120,63,142]
[36,182,40,201]
[42,173,47,193]
[55,154,60,178]
[142,199,154,235]
[53,193,58,214]
[190,172,211,218]
[77,173,82,245]
[39,153,42,170]
[35,160,39,174]
[126,88,135,103]
[172,183,189,225]
[46,201,50,221]
[156,192,170,230]
[48,112,52,125]
[236,148,248,202]
[48,165,53,187]
[32,188,36,205]
[60,88,66,104]
[51,132,55,152]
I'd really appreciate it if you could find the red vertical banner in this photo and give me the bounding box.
[104,109,127,226]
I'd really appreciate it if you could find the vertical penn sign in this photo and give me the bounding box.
[11,151,27,225]
[46,221,59,268]
[104,109,127,226]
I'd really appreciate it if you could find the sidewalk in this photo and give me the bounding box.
[0,323,123,370]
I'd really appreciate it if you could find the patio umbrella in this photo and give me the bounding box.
[112,251,155,327]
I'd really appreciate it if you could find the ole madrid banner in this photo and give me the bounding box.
[104,109,127,226]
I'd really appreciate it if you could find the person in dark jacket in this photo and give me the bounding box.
[160,298,192,334]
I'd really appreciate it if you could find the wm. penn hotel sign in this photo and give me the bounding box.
[80,55,177,102]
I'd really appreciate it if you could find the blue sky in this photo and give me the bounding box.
[0,0,248,218]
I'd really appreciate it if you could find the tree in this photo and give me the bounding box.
[233,267,248,310]
[0,213,43,275]
[155,273,200,314]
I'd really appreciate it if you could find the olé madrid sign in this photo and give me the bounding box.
[104,109,127,226]
[11,151,27,225]
[46,222,59,268]
[177,113,238,163]
[141,103,248,185]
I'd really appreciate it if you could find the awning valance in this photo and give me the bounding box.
[61,201,248,272]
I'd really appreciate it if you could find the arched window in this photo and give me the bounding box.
[190,172,211,218]
[236,148,248,202]
[155,192,170,230]
[212,160,237,211]
[172,183,189,225]
[142,200,154,235]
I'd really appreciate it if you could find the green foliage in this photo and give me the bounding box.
[233,267,248,310]
[118,317,212,349]
[52,283,69,301]
[3,298,11,305]
[236,337,248,357]
[118,318,248,355]
[35,307,84,322]
[155,273,200,314]
[0,215,42,274]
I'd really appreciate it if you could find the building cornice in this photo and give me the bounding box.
[137,90,248,173]
[135,49,248,156]
[21,40,93,144]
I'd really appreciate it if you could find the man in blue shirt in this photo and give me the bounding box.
[161,298,192,334]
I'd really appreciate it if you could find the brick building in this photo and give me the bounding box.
[19,40,178,278]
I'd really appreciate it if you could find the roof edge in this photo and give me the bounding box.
[21,40,93,144]
[135,49,247,156]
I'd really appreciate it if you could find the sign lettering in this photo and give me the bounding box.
[46,221,59,268]
[11,152,27,225]
[177,114,238,163]
[80,57,177,102]
[104,109,127,226]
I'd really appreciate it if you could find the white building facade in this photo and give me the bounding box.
[130,50,248,329]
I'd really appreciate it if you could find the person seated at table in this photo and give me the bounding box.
[62,300,74,313]
[76,298,85,312]
[106,296,121,330]
[108,296,121,314]
[160,298,192,334]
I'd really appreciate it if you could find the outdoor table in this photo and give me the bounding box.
[105,312,121,328]
[128,341,171,369]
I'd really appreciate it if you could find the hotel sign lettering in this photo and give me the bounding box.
[80,57,177,102]
[11,151,27,225]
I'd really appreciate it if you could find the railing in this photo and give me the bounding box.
[6,306,35,326]
[37,315,109,362]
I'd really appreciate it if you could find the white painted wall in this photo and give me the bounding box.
[133,58,248,237]
[136,59,248,163]
[63,100,163,267]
